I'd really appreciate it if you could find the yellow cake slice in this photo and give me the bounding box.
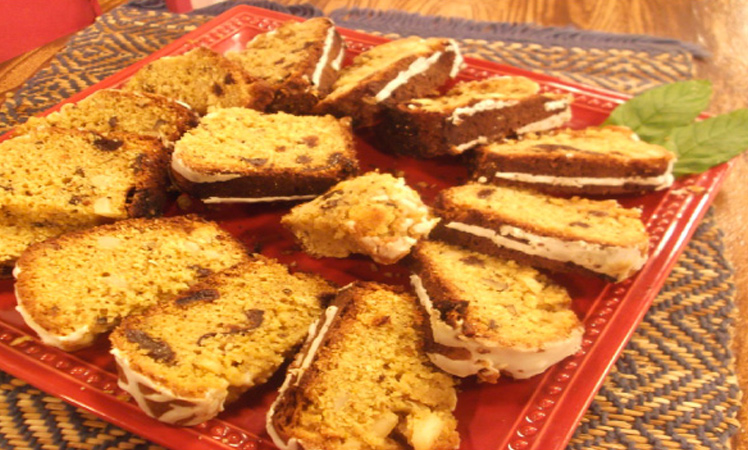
[267,281,460,450]
[409,240,583,381]
[13,216,248,351]
[17,89,198,143]
[123,47,273,115]
[110,256,335,426]
[472,126,676,195]
[0,127,170,276]
[170,107,358,203]
[282,172,438,264]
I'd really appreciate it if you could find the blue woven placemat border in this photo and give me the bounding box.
[126,0,708,57]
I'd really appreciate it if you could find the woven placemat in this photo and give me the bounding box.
[0,2,740,449]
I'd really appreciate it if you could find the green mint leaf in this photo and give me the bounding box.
[603,80,712,144]
[667,108,748,176]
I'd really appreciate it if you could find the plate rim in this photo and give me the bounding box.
[0,5,734,450]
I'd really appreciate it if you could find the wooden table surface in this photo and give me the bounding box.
[1,0,746,447]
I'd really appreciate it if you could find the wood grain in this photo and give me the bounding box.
[1,0,746,446]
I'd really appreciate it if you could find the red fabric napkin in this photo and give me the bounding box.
[0,0,101,63]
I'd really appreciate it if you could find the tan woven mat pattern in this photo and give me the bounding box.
[0,4,740,450]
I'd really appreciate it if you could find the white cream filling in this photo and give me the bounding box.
[448,99,519,125]
[543,99,570,111]
[13,264,94,350]
[202,195,317,204]
[411,275,583,380]
[351,178,439,262]
[375,50,444,103]
[447,40,463,78]
[444,221,647,281]
[331,44,345,71]
[492,163,675,190]
[311,26,336,87]
[453,136,489,154]
[516,109,572,135]
[171,150,242,183]
[358,235,419,262]
[111,348,227,426]
[266,305,340,450]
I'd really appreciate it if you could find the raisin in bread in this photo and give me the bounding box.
[267,281,460,450]
[432,183,650,281]
[227,17,345,114]
[13,216,248,351]
[17,89,198,143]
[281,172,439,264]
[471,125,676,195]
[315,36,463,127]
[171,107,358,203]
[0,127,169,276]
[377,76,572,157]
[123,47,273,115]
[408,240,583,382]
[110,256,335,426]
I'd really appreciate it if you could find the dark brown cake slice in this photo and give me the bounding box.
[471,125,676,195]
[227,17,345,114]
[314,36,463,128]
[432,183,650,281]
[377,76,572,158]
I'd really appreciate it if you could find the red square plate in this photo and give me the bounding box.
[0,5,733,450]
